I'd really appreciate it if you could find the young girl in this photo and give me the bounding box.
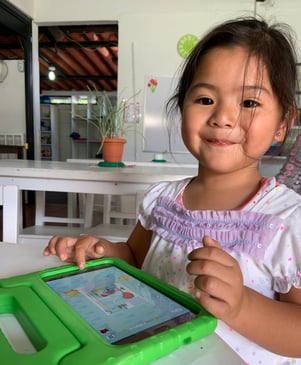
[44,17,301,364]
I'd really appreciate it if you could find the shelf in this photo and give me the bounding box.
[40,104,58,161]
[39,101,101,160]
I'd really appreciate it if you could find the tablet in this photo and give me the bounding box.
[46,264,196,344]
[0,257,217,365]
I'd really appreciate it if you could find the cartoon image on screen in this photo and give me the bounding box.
[46,266,195,344]
[65,280,144,315]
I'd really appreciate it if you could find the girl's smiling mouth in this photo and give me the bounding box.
[207,138,236,146]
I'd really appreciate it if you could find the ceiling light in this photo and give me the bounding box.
[48,66,56,81]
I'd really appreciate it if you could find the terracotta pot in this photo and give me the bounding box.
[101,138,127,162]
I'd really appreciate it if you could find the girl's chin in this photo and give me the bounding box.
[198,160,256,173]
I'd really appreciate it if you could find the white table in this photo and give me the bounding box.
[0,159,198,228]
[0,159,197,193]
[67,156,286,177]
[0,242,245,364]
[0,158,285,229]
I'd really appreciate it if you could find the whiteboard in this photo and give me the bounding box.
[143,75,188,153]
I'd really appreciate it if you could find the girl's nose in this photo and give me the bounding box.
[209,104,237,128]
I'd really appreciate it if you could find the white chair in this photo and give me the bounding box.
[102,194,136,224]
[0,185,20,243]
[34,191,138,228]
[65,159,145,228]
[19,190,145,245]
[84,190,145,226]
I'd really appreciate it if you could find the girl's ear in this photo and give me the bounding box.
[274,122,287,142]
[274,109,297,142]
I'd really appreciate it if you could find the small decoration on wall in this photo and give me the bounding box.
[124,101,141,123]
[0,60,8,82]
[177,34,199,58]
[147,78,158,93]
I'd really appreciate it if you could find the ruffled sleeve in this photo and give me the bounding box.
[138,178,191,229]
[265,204,301,293]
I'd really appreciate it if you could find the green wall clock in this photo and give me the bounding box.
[177,34,199,58]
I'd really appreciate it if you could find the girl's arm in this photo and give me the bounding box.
[44,221,152,270]
[232,285,301,357]
[187,235,301,357]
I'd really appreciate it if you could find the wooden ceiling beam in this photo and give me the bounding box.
[39,40,117,49]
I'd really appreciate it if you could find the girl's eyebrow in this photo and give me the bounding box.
[189,83,271,96]
[242,85,271,96]
[189,82,215,91]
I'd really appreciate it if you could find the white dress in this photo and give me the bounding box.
[138,176,301,365]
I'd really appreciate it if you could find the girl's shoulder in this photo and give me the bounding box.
[138,177,193,228]
[139,175,301,219]
[254,177,301,216]
[143,177,193,201]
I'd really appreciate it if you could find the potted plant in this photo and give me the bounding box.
[87,88,139,167]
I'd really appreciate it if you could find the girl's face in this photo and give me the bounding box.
[182,45,287,174]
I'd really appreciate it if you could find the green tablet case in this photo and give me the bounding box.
[0,257,217,365]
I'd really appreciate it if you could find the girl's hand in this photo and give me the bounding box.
[187,235,246,323]
[43,235,110,270]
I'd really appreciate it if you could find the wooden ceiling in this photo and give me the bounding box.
[0,24,118,92]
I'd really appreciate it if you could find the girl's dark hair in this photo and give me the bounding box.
[167,17,299,139]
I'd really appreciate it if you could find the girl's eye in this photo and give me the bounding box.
[197,97,214,105]
[242,99,259,108]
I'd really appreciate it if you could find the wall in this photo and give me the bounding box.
[0,0,34,138]
[0,60,25,134]
[8,0,35,18]
[4,0,301,162]
[256,0,301,59]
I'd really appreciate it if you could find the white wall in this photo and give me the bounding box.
[0,1,34,141]
[8,0,35,18]
[3,0,301,162]
[0,60,26,134]
[32,0,255,23]
[256,0,301,59]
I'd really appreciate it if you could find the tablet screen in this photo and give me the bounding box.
[46,266,196,344]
